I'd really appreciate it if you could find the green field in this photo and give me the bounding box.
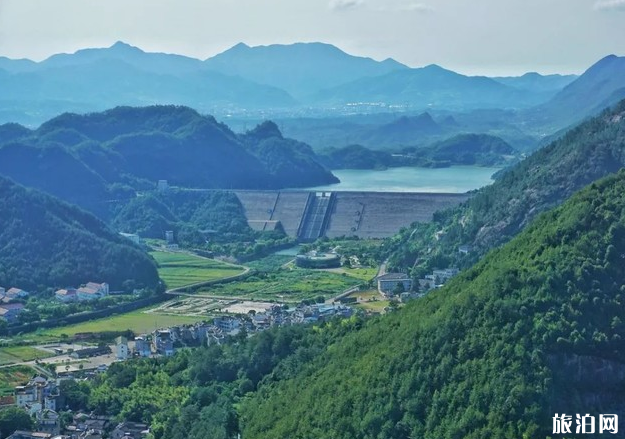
[151,251,246,289]
[0,346,53,365]
[198,266,367,302]
[332,267,378,282]
[42,309,207,337]
[349,290,390,313]
[0,365,34,395]
[246,254,294,271]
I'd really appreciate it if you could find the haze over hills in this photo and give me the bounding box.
[0,41,606,129]
[318,133,516,169]
[531,54,625,130]
[388,98,625,272]
[204,42,408,98]
[0,176,159,291]
[0,106,337,213]
[492,72,577,96]
[311,64,550,110]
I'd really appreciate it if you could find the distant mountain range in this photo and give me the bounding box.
[311,64,549,110]
[1,41,621,131]
[204,42,407,98]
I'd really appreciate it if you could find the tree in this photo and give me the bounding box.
[393,281,405,296]
[0,406,34,437]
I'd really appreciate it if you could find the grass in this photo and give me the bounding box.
[349,290,390,313]
[41,309,207,337]
[198,266,365,302]
[0,365,34,395]
[150,251,246,289]
[332,267,378,282]
[0,346,53,365]
[246,254,294,272]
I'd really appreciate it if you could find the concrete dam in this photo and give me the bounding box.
[233,191,470,241]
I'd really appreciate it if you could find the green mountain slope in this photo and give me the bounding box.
[388,99,625,271]
[0,177,159,291]
[241,170,625,439]
[0,106,337,213]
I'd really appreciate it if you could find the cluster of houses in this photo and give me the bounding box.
[0,282,112,326]
[0,287,28,323]
[54,282,109,303]
[1,300,357,438]
[417,268,459,291]
[376,268,460,302]
[8,376,61,437]
[113,302,355,359]
[4,376,150,439]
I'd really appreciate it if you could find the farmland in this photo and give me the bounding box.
[0,366,34,396]
[150,251,246,289]
[0,346,53,365]
[197,265,370,302]
[41,309,207,337]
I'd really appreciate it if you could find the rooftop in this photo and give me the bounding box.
[377,273,411,281]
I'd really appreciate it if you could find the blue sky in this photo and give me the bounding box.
[0,0,624,76]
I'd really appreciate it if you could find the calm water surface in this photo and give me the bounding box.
[297,166,500,193]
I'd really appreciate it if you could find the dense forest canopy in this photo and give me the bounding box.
[111,189,253,245]
[0,176,159,291]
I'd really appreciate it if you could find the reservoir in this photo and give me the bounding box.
[298,166,500,193]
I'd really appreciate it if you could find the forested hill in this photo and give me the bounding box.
[387,98,625,271]
[0,176,159,291]
[241,170,625,438]
[0,106,337,212]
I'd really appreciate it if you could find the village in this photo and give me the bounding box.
[0,299,357,439]
[1,242,464,439]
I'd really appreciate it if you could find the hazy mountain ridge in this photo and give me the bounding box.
[531,54,625,129]
[310,64,547,110]
[0,41,590,128]
[493,72,577,94]
[319,133,516,169]
[204,42,408,98]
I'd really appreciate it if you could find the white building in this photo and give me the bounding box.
[120,232,141,245]
[134,336,152,357]
[54,288,77,302]
[115,336,129,360]
[377,273,413,296]
[77,282,109,301]
[15,385,38,407]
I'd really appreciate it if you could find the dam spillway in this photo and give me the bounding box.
[233,190,470,240]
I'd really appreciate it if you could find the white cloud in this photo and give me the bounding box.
[594,0,625,10]
[330,0,433,13]
[399,2,433,12]
[328,0,364,11]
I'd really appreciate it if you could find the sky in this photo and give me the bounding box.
[0,0,624,76]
